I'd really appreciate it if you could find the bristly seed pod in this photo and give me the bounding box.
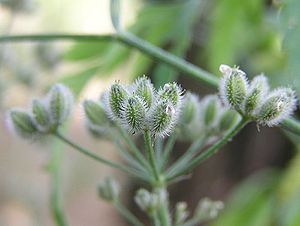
[122,96,146,134]
[158,82,184,108]
[7,109,38,139]
[83,100,108,127]
[31,99,51,132]
[83,100,110,137]
[108,83,128,119]
[180,92,200,125]
[133,75,155,109]
[195,198,224,222]
[219,109,240,132]
[219,64,248,113]
[47,84,73,128]
[134,189,159,215]
[256,88,297,126]
[244,74,269,116]
[175,202,189,225]
[201,95,222,128]
[148,101,177,137]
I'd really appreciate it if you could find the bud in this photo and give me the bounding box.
[180,92,200,125]
[83,100,110,137]
[201,95,222,128]
[195,198,224,222]
[108,83,129,119]
[133,75,155,109]
[134,189,159,214]
[219,109,240,132]
[158,82,184,108]
[256,88,297,126]
[7,109,38,139]
[148,101,177,137]
[83,100,109,127]
[219,65,248,112]
[244,74,269,116]
[47,84,74,128]
[175,202,189,225]
[98,178,120,202]
[31,99,51,133]
[122,96,146,133]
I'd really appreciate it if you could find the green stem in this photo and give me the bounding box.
[49,144,68,226]
[155,188,171,226]
[160,131,178,171]
[280,117,300,135]
[0,34,115,42]
[144,130,161,183]
[155,137,164,169]
[114,201,145,226]
[167,118,249,182]
[116,125,151,171]
[112,138,149,177]
[166,136,206,178]
[152,211,161,226]
[54,130,145,180]
[116,32,219,88]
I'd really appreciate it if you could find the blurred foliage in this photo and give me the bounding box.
[206,0,265,74]
[211,149,300,226]
[211,170,277,226]
[279,0,300,98]
[64,0,202,92]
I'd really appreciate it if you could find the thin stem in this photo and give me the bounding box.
[116,125,151,171]
[48,143,68,226]
[54,130,145,180]
[144,130,161,182]
[280,117,300,135]
[112,137,148,175]
[114,201,145,226]
[152,211,161,226]
[0,34,115,42]
[167,118,249,182]
[160,131,178,171]
[116,32,219,88]
[166,136,206,178]
[155,137,164,169]
[155,188,171,226]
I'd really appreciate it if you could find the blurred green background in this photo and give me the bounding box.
[0,0,300,225]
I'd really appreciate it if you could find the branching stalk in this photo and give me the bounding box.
[166,136,206,178]
[114,201,145,226]
[116,125,151,171]
[167,118,249,182]
[160,131,178,171]
[54,130,146,180]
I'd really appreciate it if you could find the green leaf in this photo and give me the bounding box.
[277,192,300,226]
[206,0,263,74]
[210,170,278,226]
[59,67,99,97]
